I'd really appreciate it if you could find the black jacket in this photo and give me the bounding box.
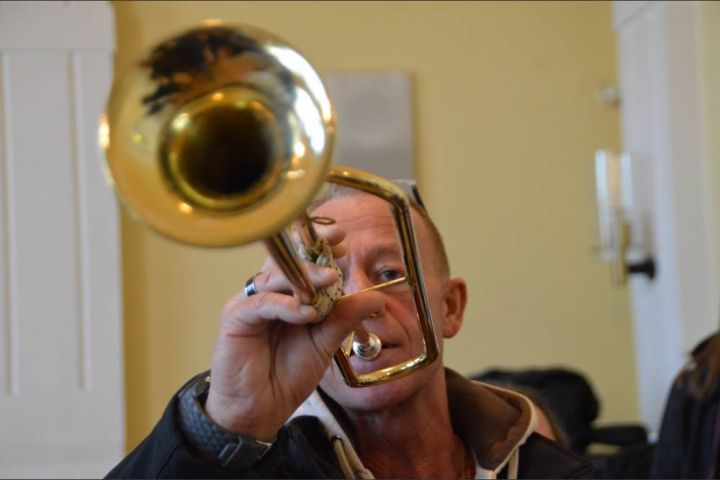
[652,334,720,478]
[108,370,593,479]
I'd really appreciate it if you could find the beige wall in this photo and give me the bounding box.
[702,2,720,287]
[113,1,639,451]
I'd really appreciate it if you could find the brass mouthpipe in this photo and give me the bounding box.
[263,233,319,306]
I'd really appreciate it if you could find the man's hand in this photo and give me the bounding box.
[204,224,383,441]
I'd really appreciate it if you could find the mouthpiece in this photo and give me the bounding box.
[352,332,382,361]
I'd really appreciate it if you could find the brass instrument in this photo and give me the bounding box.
[101,23,438,387]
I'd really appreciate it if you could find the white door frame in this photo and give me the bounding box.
[0,2,124,477]
[613,0,718,433]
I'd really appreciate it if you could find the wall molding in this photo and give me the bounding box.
[0,51,20,396]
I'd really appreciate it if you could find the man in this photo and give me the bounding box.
[108,186,592,479]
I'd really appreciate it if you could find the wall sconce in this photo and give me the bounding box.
[594,150,656,285]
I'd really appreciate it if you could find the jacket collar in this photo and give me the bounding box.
[289,368,538,478]
[446,369,538,473]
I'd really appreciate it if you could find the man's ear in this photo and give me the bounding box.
[442,278,467,338]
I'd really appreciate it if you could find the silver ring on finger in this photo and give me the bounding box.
[244,274,259,297]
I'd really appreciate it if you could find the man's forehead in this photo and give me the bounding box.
[313,193,429,236]
[313,194,395,225]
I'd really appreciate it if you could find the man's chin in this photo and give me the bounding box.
[319,360,440,412]
[320,376,412,412]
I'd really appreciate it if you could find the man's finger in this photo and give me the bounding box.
[330,243,347,259]
[249,265,339,297]
[311,291,385,356]
[223,292,319,333]
[313,224,345,247]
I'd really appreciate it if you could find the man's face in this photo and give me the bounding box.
[313,193,462,412]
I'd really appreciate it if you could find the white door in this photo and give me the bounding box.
[613,0,718,433]
[0,2,124,477]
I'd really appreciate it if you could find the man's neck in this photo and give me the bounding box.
[341,371,470,479]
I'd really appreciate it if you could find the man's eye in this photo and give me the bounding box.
[377,268,404,283]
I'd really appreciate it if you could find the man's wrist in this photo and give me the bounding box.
[177,373,274,469]
[204,389,278,442]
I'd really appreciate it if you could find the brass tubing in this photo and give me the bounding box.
[295,213,319,247]
[263,232,319,305]
[338,277,407,300]
[327,166,440,386]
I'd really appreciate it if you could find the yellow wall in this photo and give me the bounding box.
[114,1,638,451]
